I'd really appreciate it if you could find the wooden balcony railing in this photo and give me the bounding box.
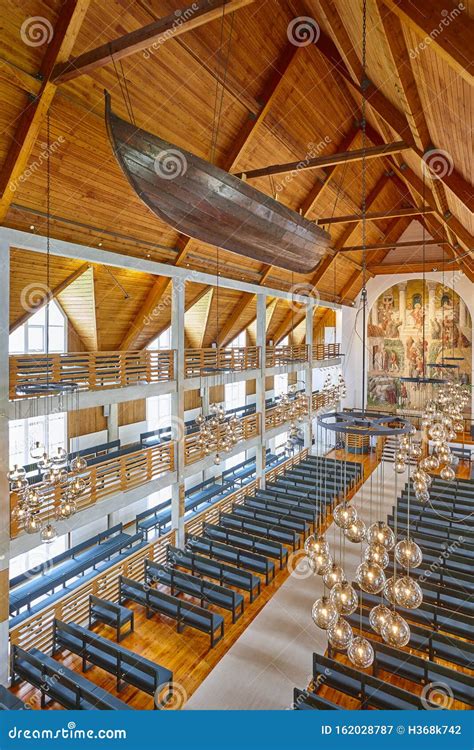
[9,350,175,400]
[266,344,309,368]
[184,346,260,379]
[9,529,176,656]
[184,412,260,466]
[265,396,310,431]
[312,385,340,411]
[9,448,311,656]
[10,442,175,538]
[312,343,341,360]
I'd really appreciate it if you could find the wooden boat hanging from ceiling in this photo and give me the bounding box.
[105,93,331,274]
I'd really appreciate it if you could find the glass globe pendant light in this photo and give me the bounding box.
[348,636,374,669]
[395,538,422,569]
[367,521,395,550]
[333,502,357,529]
[383,576,397,605]
[363,543,389,569]
[312,596,338,630]
[323,562,345,589]
[344,518,367,543]
[394,575,423,609]
[308,551,333,576]
[369,603,392,635]
[304,533,329,558]
[330,580,358,615]
[381,611,411,647]
[327,616,353,650]
[355,561,386,594]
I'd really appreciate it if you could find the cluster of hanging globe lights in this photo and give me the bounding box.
[8,443,88,543]
[195,403,242,465]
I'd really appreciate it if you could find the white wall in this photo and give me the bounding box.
[341,271,474,412]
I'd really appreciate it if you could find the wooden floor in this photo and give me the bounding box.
[9,450,472,710]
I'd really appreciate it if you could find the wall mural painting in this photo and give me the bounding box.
[367,281,472,409]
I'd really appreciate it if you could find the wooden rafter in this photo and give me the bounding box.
[233,141,408,179]
[382,0,474,84]
[313,4,473,216]
[0,0,92,223]
[218,264,272,348]
[10,262,91,332]
[338,238,446,253]
[318,207,434,226]
[53,0,255,84]
[368,262,449,275]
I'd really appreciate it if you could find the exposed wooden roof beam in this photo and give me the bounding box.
[319,207,434,226]
[382,0,474,84]
[338,269,362,302]
[313,8,473,215]
[233,141,408,179]
[10,262,91,332]
[299,127,360,216]
[53,0,255,84]
[0,0,92,223]
[368,261,451,275]
[338,238,446,253]
[218,264,272,347]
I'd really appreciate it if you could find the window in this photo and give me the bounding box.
[10,534,68,579]
[148,327,171,350]
[9,413,67,469]
[9,300,67,355]
[225,380,246,412]
[147,393,172,431]
[274,372,288,399]
[224,450,246,471]
[228,330,246,348]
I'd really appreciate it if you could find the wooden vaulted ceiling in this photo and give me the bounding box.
[1,0,472,352]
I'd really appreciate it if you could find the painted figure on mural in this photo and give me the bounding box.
[367,281,472,409]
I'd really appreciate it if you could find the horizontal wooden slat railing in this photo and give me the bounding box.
[265,396,310,431]
[312,343,341,360]
[9,530,176,656]
[9,350,175,399]
[264,448,309,483]
[184,412,260,466]
[266,344,309,368]
[184,481,259,537]
[10,442,175,538]
[9,448,311,655]
[184,347,260,378]
[312,386,340,412]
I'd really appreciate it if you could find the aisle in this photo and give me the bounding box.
[185,460,406,710]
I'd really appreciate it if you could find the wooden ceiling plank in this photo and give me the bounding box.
[10,262,91,332]
[318,206,434,226]
[219,263,272,347]
[338,238,445,252]
[53,0,256,84]
[0,0,92,223]
[233,141,408,179]
[382,0,474,83]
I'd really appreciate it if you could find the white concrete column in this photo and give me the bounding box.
[105,403,119,442]
[398,282,407,325]
[0,242,10,684]
[255,294,267,488]
[171,279,185,547]
[303,302,314,449]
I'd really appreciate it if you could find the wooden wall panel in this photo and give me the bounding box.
[68,407,107,440]
[118,400,146,427]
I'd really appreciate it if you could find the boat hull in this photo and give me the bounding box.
[105,94,331,274]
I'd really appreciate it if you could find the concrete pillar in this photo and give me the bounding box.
[0,242,10,684]
[303,302,314,449]
[255,294,267,488]
[105,403,119,442]
[171,279,185,547]
[398,282,407,325]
